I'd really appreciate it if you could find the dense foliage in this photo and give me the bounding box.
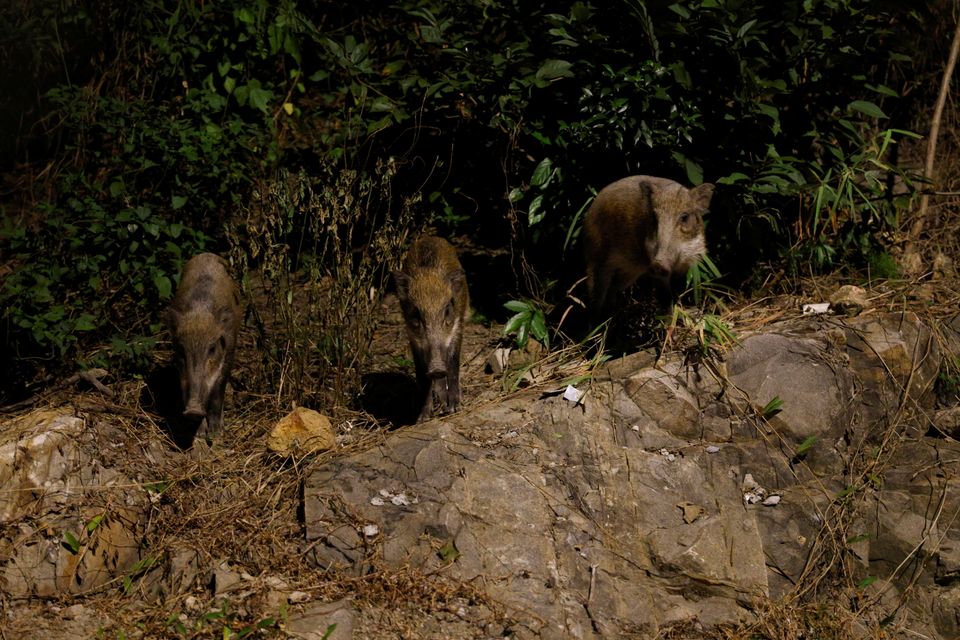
[0,0,942,399]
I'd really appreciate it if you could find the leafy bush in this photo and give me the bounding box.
[0,0,941,398]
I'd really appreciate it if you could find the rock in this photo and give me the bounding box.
[210,560,244,596]
[828,284,869,316]
[267,407,336,456]
[485,347,511,375]
[933,252,955,280]
[287,599,356,640]
[0,409,146,597]
[843,312,939,428]
[933,406,960,439]
[725,332,852,474]
[299,312,958,637]
[932,585,960,638]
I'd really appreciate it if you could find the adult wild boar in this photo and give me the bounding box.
[583,175,714,325]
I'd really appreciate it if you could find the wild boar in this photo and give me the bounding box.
[583,175,714,325]
[393,236,470,423]
[164,253,241,443]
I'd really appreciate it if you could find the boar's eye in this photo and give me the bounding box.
[410,309,423,330]
[444,300,455,322]
[678,213,690,226]
[207,341,219,358]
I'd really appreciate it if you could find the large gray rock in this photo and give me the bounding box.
[303,311,960,638]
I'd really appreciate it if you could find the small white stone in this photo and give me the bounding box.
[370,497,385,506]
[705,445,720,454]
[362,524,380,537]
[287,591,311,603]
[762,495,781,506]
[631,424,640,432]
[391,493,410,506]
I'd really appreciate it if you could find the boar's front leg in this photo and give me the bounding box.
[414,356,434,423]
[203,378,227,443]
[444,343,462,414]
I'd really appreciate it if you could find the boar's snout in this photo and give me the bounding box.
[427,349,448,379]
[650,258,671,278]
[183,404,207,419]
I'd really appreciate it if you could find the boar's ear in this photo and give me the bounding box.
[638,181,655,215]
[216,305,236,330]
[690,183,715,209]
[447,269,466,296]
[393,270,411,301]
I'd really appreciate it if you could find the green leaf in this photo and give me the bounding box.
[74,314,97,331]
[760,396,783,418]
[516,322,529,348]
[508,187,524,203]
[684,158,703,185]
[154,275,172,299]
[736,19,758,39]
[857,575,878,589]
[320,624,338,640]
[530,158,554,188]
[63,531,80,554]
[528,195,546,226]
[235,8,255,23]
[718,172,749,185]
[247,83,273,113]
[86,515,103,533]
[529,310,548,345]
[503,311,529,336]
[795,435,817,454]
[171,195,187,210]
[848,100,887,119]
[438,539,460,563]
[535,59,573,81]
[503,300,530,313]
[865,83,898,98]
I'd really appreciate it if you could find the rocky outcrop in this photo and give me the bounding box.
[303,311,959,638]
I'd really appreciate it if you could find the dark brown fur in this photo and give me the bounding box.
[393,236,469,423]
[583,175,714,325]
[164,253,241,443]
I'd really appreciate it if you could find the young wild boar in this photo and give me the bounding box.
[583,175,714,325]
[393,236,470,423]
[164,253,242,443]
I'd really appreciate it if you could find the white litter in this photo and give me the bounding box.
[563,385,585,404]
[802,302,830,315]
